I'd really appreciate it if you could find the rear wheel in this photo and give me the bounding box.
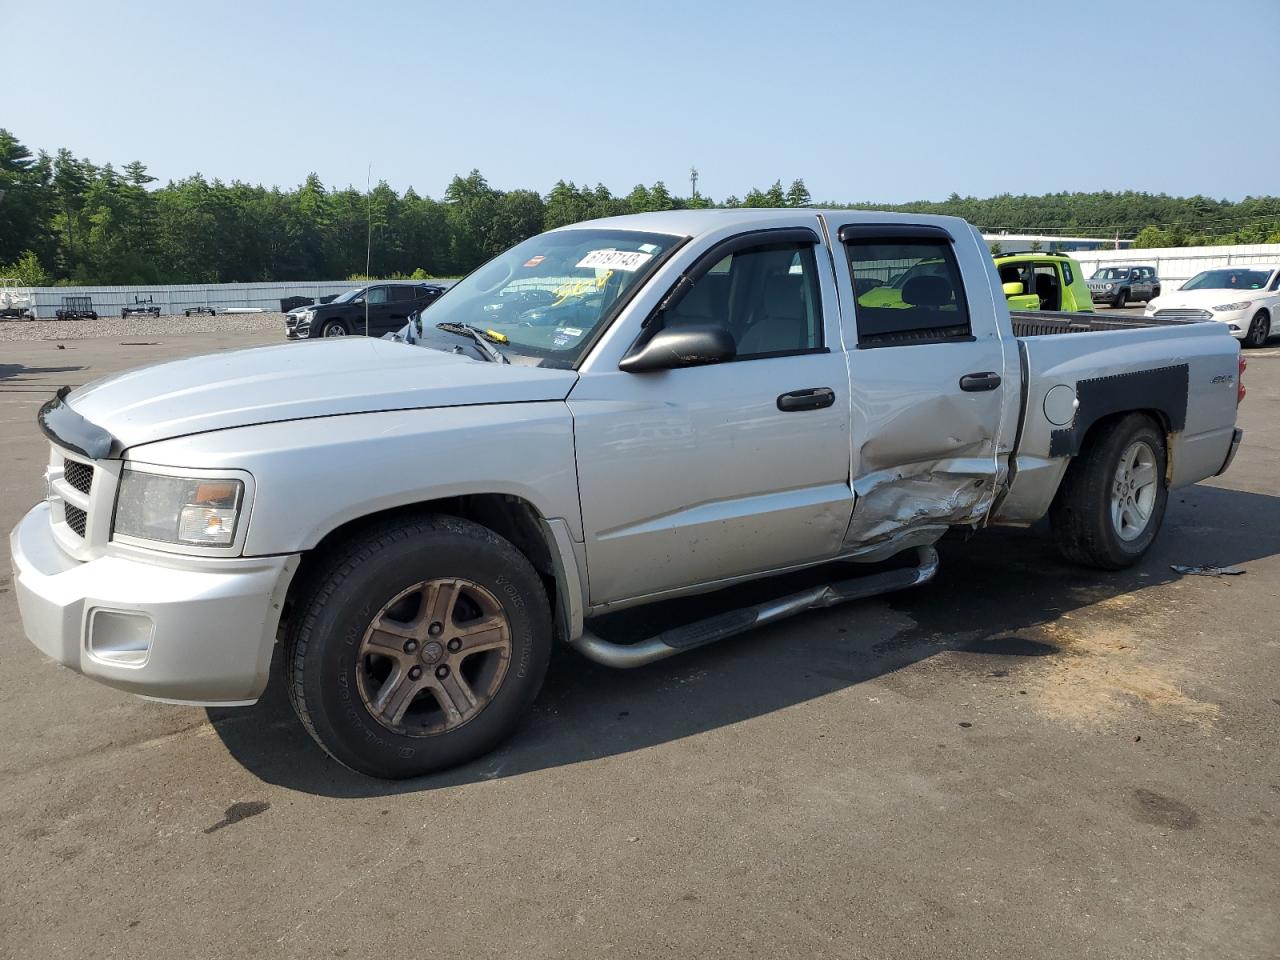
[320,318,348,338]
[286,515,552,779]
[1051,413,1168,569]
[1244,310,1270,348]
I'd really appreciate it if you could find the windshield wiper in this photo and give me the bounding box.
[434,322,509,363]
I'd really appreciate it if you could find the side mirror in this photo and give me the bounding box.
[1002,281,1025,297]
[619,324,737,373]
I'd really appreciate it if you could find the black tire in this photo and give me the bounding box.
[286,514,552,779]
[1112,289,1127,309]
[1244,310,1270,349]
[319,318,348,338]
[1151,286,1161,300]
[1050,413,1168,570]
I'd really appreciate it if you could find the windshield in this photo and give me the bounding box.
[1181,269,1271,291]
[1093,268,1136,280]
[331,286,365,304]
[423,228,681,367]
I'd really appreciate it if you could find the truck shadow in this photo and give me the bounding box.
[0,363,84,382]
[206,481,1280,797]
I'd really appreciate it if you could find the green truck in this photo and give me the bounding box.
[992,251,1093,313]
[856,250,1093,313]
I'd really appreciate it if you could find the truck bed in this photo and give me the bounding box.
[1010,310,1195,338]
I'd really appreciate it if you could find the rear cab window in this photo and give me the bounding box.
[842,228,971,347]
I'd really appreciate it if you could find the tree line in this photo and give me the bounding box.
[3,127,1278,287]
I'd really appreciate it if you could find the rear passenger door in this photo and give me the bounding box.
[837,224,1013,552]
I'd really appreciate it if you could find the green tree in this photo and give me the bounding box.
[785,179,811,207]
[0,249,52,285]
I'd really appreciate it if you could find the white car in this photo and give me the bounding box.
[1145,265,1280,347]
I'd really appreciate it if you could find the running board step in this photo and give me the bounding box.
[569,546,939,669]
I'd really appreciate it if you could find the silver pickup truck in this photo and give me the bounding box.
[10,210,1245,779]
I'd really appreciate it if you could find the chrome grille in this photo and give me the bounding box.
[64,503,88,537]
[64,459,94,494]
[1155,308,1212,321]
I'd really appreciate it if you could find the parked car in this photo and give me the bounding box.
[1145,264,1280,348]
[993,251,1093,312]
[54,296,97,321]
[12,210,1243,779]
[1087,265,1161,308]
[286,282,446,339]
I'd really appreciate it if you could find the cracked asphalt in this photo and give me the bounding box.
[2,326,1277,959]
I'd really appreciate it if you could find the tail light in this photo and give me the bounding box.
[1238,354,1247,405]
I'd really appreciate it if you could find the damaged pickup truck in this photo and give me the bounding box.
[10,210,1245,779]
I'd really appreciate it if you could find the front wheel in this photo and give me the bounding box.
[1050,413,1168,569]
[320,319,348,338]
[1244,310,1270,348]
[286,515,552,778]
[1112,289,1127,309]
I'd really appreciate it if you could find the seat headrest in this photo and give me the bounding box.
[764,273,804,317]
[902,275,953,308]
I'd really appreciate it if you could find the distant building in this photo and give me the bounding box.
[981,233,1133,254]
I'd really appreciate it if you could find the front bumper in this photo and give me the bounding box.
[10,502,298,705]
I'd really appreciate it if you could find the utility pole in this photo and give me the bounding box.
[690,166,699,201]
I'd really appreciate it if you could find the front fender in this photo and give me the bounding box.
[126,402,583,555]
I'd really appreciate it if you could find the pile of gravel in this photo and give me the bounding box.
[0,311,286,342]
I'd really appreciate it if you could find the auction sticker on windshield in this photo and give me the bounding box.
[576,249,653,272]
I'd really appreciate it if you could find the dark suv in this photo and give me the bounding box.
[1086,265,1161,308]
[287,282,446,339]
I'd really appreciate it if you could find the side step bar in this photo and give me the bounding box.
[569,546,939,669]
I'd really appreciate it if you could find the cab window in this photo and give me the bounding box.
[662,241,823,359]
[365,286,389,305]
[847,239,971,346]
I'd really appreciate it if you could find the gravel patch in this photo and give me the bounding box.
[0,312,286,342]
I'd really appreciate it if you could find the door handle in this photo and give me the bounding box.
[959,372,1002,392]
[777,387,835,412]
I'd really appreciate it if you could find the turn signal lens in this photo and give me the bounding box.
[1238,355,1246,405]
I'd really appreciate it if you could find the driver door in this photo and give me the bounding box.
[569,228,854,606]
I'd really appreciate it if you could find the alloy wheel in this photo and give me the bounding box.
[1111,440,1157,542]
[356,578,512,736]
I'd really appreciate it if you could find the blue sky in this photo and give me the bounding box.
[7,0,1277,202]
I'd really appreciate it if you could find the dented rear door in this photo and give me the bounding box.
[828,218,1017,553]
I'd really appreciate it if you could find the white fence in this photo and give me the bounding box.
[1069,243,1280,290]
[5,280,420,319]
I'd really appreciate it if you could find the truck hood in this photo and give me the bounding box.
[66,338,578,451]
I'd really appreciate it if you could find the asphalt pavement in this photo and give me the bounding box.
[1,322,1277,959]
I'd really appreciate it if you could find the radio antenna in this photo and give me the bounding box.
[365,161,373,336]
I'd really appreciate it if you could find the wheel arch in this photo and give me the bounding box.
[283,493,584,646]
[1048,365,1187,463]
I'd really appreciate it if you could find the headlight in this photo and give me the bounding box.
[1213,301,1252,312]
[301,309,316,322]
[1104,283,1113,291]
[114,468,245,547]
